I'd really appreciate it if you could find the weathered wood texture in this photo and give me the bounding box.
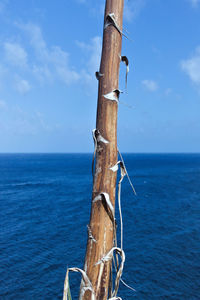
[80,1,124,299]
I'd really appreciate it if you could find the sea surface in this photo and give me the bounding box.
[0,153,200,299]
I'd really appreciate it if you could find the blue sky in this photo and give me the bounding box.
[0,0,200,153]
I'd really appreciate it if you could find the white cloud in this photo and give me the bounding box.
[124,0,145,22]
[17,23,80,85]
[34,111,51,131]
[3,106,58,135]
[32,65,52,83]
[165,88,172,96]
[56,66,80,85]
[0,106,50,135]
[188,0,200,8]
[87,37,102,74]
[1,22,92,92]
[181,46,200,85]
[48,46,80,84]
[142,79,158,91]
[15,76,31,94]
[76,36,102,75]
[4,42,28,68]
[76,36,102,88]
[17,23,46,58]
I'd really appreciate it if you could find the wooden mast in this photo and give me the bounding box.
[81,1,124,299]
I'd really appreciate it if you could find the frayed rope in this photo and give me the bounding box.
[95,247,125,298]
[63,267,96,300]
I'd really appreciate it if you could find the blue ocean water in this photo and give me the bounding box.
[0,153,200,299]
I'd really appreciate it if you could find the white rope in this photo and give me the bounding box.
[112,152,137,295]
[118,150,137,196]
[95,247,125,298]
[63,267,96,300]
[120,278,136,292]
[118,161,126,250]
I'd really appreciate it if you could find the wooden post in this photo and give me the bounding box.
[80,1,124,299]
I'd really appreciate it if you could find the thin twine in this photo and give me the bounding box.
[118,163,125,250]
[118,149,137,196]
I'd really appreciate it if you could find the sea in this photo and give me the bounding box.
[0,153,200,299]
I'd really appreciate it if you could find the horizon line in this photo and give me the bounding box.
[0,152,200,155]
